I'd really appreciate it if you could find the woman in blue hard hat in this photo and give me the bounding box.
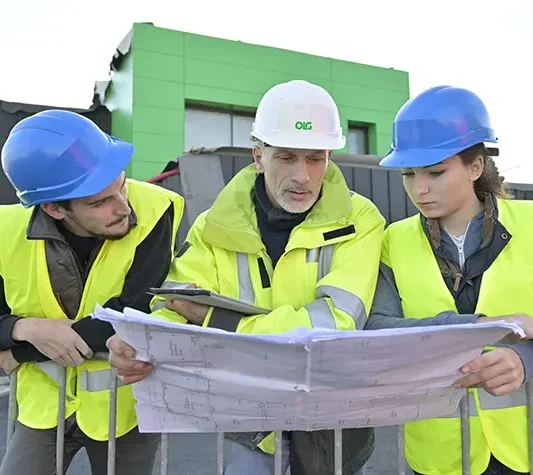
[365,85,533,475]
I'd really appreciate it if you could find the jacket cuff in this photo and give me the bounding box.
[502,341,533,383]
[206,307,245,332]
[12,343,49,363]
[71,318,115,353]
[0,315,23,350]
[438,312,483,325]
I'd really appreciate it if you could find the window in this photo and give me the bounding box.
[348,127,369,155]
[184,108,255,151]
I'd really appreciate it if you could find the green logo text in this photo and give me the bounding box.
[295,121,312,131]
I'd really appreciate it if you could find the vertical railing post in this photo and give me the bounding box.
[56,367,67,475]
[107,368,118,475]
[216,432,224,475]
[525,380,533,475]
[6,371,18,446]
[334,429,343,475]
[274,431,283,475]
[160,433,169,475]
[459,394,470,475]
[398,425,407,475]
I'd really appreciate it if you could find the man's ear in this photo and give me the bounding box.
[40,203,67,220]
[253,146,265,173]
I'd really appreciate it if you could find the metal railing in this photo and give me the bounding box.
[2,357,533,475]
[397,380,533,475]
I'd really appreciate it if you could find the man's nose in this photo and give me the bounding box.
[291,161,310,183]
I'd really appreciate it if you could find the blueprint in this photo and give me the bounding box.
[93,305,524,433]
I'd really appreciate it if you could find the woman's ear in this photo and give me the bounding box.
[469,155,484,181]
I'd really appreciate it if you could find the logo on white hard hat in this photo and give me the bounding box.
[295,121,313,131]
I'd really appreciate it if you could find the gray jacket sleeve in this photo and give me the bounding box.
[499,342,533,382]
[364,263,481,330]
[365,264,533,382]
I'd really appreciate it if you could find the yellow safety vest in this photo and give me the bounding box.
[152,162,386,454]
[382,198,533,475]
[0,179,184,441]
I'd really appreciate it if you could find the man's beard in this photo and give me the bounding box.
[90,228,130,241]
[89,217,131,240]
[67,214,131,241]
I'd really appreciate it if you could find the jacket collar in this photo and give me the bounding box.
[203,161,354,253]
[421,192,498,251]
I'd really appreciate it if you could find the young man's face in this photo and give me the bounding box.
[42,172,132,240]
[253,146,330,213]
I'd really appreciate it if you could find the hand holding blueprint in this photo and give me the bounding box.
[93,306,524,433]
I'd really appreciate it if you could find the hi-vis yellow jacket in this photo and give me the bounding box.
[0,179,184,441]
[382,198,533,475]
[152,162,386,453]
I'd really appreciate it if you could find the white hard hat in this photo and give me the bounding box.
[250,80,346,150]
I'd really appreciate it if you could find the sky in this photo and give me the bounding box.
[1,0,532,182]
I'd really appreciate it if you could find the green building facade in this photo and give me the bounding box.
[103,23,410,181]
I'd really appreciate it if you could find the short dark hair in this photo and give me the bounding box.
[54,200,72,211]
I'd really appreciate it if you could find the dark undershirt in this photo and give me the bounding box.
[56,220,100,272]
[252,174,312,267]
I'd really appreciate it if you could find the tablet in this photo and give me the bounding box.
[148,287,269,316]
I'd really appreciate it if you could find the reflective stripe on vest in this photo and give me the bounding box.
[306,244,334,281]
[318,245,334,281]
[36,362,123,392]
[79,368,125,392]
[307,244,366,328]
[303,287,366,329]
[304,298,337,328]
[35,361,65,386]
[479,386,527,411]
[239,246,357,329]
[440,387,527,419]
[306,248,319,263]
[317,285,367,328]
[440,391,477,418]
[237,252,256,303]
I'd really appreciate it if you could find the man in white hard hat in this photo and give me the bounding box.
[107,80,386,474]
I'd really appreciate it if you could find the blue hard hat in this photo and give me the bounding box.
[379,85,497,169]
[1,109,134,207]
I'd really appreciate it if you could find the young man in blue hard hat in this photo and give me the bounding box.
[107,79,386,475]
[0,110,184,475]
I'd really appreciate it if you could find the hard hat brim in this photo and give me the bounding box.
[250,131,346,151]
[18,137,134,207]
[379,144,488,169]
[379,148,454,169]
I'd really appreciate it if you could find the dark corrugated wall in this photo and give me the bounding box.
[508,184,533,201]
[152,149,533,237]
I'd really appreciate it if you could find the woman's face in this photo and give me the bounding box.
[402,155,483,219]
